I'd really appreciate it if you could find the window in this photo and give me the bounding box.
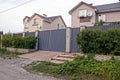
[24,22,28,27]
[78,9,87,17]
[34,19,39,25]
[98,14,106,22]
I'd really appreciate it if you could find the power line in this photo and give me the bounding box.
[0,0,36,14]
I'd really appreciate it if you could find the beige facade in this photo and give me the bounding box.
[69,1,120,27]
[43,17,65,31]
[23,13,66,32]
[97,11,120,23]
[70,4,96,27]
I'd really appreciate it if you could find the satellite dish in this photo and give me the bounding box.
[87,11,93,17]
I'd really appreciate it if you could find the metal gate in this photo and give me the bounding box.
[70,28,80,52]
[38,29,66,52]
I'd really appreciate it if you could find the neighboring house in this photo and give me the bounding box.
[23,13,66,32]
[69,1,120,27]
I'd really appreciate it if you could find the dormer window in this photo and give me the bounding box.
[78,9,87,18]
[34,19,39,25]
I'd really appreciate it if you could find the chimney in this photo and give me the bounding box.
[89,3,93,6]
[43,14,47,17]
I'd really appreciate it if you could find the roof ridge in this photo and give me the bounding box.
[94,2,120,7]
[48,15,61,18]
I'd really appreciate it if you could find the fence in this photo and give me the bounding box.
[86,24,120,30]
[1,24,120,53]
[38,29,66,52]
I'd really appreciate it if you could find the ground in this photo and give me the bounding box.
[0,57,62,80]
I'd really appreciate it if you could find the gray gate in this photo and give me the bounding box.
[38,29,66,52]
[70,28,80,52]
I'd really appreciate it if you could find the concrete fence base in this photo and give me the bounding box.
[6,47,36,53]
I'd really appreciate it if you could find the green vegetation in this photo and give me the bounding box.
[96,20,104,26]
[76,29,120,55]
[0,31,3,35]
[25,55,120,80]
[0,48,20,59]
[25,61,59,74]
[2,35,36,49]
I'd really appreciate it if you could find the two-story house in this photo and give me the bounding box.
[23,13,66,32]
[69,1,120,27]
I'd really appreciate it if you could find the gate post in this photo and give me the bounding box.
[80,26,86,32]
[80,26,86,53]
[66,27,71,53]
[35,30,39,50]
[23,32,25,37]
[0,35,3,48]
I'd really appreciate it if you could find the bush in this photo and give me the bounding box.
[2,35,36,49]
[55,56,120,80]
[76,29,120,55]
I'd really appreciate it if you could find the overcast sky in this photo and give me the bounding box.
[0,0,119,33]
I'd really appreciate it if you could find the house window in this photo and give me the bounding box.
[24,22,28,28]
[98,14,106,22]
[78,9,87,18]
[34,19,39,25]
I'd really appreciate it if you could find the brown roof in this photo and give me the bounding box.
[23,16,30,21]
[69,1,96,14]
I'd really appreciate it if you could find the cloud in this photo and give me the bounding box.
[0,0,28,4]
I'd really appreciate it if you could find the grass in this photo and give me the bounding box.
[25,61,59,74]
[24,54,120,80]
[0,48,21,59]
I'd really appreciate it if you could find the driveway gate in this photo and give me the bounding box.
[38,29,66,52]
[70,28,80,52]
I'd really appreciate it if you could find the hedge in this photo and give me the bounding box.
[2,35,36,49]
[76,29,120,55]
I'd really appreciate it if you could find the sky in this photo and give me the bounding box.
[0,0,119,33]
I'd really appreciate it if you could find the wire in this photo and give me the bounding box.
[0,0,36,14]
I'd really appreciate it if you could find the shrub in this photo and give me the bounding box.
[96,20,104,26]
[76,29,102,54]
[2,35,36,49]
[76,29,120,55]
[55,56,120,80]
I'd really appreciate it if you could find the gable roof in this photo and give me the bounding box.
[23,16,30,21]
[23,13,67,27]
[95,2,120,13]
[23,13,61,22]
[69,1,120,14]
[69,1,95,14]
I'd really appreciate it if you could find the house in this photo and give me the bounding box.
[69,1,120,27]
[23,13,66,32]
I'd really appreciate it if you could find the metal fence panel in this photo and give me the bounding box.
[70,28,80,53]
[86,24,120,30]
[49,29,66,52]
[38,29,66,52]
[13,33,23,37]
[25,32,35,36]
[38,31,50,50]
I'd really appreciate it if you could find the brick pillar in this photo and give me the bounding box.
[66,27,71,53]
[0,35,3,48]
[22,32,25,37]
[80,26,86,32]
[80,26,86,53]
[35,30,39,50]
